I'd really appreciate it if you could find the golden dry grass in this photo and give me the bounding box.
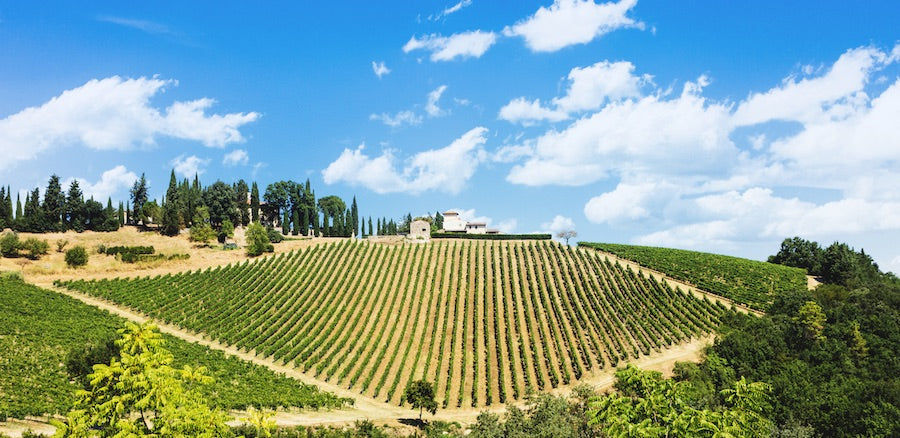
[0,226,338,285]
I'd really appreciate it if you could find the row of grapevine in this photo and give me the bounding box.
[60,240,732,409]
[578,242,808,311]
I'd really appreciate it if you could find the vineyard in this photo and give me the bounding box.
[60,239,732,409]
[578,242,808,311]
[0,276,349,420]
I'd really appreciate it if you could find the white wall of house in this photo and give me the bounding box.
[443,212,467,232]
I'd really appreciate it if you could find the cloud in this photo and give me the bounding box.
[506,77,734,186]
[322,127,489,194]
[504,0,643,52]
[541,215,575,234]
[96,16,173,35]
[499,60,649,125]
[171,155,210,178]
[369,110,423,127]
[429,0,473,21]
[498,98,568,125]
[425,85,448,117]
[63,165,139,201]
[583,182,667,224]
[733,46,890,126]
[223,149,249,166]
[0,76,259,172]
[403,30,497,62]
[372,61,391,78]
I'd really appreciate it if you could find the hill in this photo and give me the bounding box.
[0,275,349,421]
[579,242,808,311]
[59,239,731,409]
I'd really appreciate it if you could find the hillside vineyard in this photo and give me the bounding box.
[61,240,731,408]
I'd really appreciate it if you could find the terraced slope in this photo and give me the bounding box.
[0,276,349,421]
[60,240,731,409]
[579,242,808,311]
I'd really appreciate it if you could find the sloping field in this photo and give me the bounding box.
[0,276,349,421]
[579,242,808,311]
[59,240,731,409]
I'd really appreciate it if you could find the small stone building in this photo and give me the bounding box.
[408,219,431,240]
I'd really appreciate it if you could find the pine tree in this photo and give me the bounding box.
[250,182,260,223]
[66,180,85,232]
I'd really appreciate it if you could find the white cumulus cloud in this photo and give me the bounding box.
[223,149,249,166]
[63,165,139,202]
[171,155,210,178]
[403,30,497,62]
[322,127,489,195]
[0,76,259,172]
[369,110,423,127]
[498,98,568,125]
[426,85,448,117]
[372,61,391,78]
[504,0,643,52]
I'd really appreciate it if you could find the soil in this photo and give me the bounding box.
[0,232,723,436]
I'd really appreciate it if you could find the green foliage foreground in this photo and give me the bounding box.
[0,277,351,421]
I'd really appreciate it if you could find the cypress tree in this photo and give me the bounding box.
[282,210,290,235]
[14,194,22,231]
[65,180,84,232]
[3,186,11,229]
[368,217,373,237]
[118,202,125,226]
[291,209,300,236]
[250,182,260,223]
[161,170,180,236]
[235,179,250,226]
[43,175,64,231]
[0,187,6,230]
[351,196,359,236]
[435,211,444,230]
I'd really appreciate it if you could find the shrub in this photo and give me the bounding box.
[65,246,89,268]
[0,231,18,257]
[56,239,69,253]
[430,232,552,241]
[20,237,49,260]
[246,223,271,257]
[266,226,284,243]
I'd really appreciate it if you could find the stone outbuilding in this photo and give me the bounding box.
[408,219,431,241]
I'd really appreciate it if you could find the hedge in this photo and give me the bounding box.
[430,232,551,241]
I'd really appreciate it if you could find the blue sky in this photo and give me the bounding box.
[2,1,899,272]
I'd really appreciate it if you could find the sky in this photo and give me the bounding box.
[2,1,899,273]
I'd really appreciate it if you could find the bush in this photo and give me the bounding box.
[104,246,154,256]
[266,227,284,243]
[20,237,49,260]
[65,246,89,268]
[246,223,271,257]
[0,231,18,257]
[56,239,69,253]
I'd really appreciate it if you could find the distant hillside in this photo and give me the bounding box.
[0,276,348,420]
[61,240,731,409]
[579,242,808,311]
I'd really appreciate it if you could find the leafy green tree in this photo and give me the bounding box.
[130,173,149,226]
[245,222,271,257]
[203,181,237,229]
[141,200,160,225]
[434,211,443,231]
[317,195,345,237]
[54,322,231,437]
[189,207,216,246]
[1,231,19,257]
[403,380,438,423]
[218,219,235,244]
[794,300,826,342]
[768,237,824,275]
[82,198,104,231]
[65,246,88,268]
[590,365,773,437]
[20,237,49,260]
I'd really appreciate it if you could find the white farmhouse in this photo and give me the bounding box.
[442,211,467,232]
[441,211,499,234]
